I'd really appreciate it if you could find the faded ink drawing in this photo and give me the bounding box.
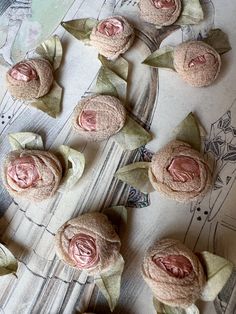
[0,0,235,313]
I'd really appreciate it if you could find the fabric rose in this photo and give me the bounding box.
[148,140,212,202]
[142,238,206,308]
[90,16,135,59]
[173,41,221,87]
[139,0,182,27]
[72,95,126,141]
[6,59,54,100]
[55,212,121,275]
[2,150,62,201]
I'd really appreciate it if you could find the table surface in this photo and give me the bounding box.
[0,1,236,313]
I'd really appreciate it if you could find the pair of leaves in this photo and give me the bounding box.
[115,113,200,193]
[113,117,152,151]
[175,0,203,26]
[95,55,129,105]
[94,254,124,312]
[30,35,63,118]
[143,29,231,69]
[152,251,233,313]
[8,132,85,192]
[115,161,154,194]
[35,35,63,70]
[61,18,98,44]
[0,244,18,277]
[30,81,62,118]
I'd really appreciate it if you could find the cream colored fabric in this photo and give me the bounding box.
[6,59,54,100]
[139,0,182,27]
[2,150,62,202]
[149,140,212,202]
[90,16,135,59]
[174,41,221,87]
[55,212,121,275]
[72,94,126,142]
[142,238,206,308]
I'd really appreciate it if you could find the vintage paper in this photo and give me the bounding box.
[0,1,236,314]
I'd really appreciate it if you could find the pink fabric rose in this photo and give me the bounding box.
[9,62,38,82]
[142,238,206,308]
[148,140,212,202]
[90,15,135,59]
[174,41,221,87]
[153,255,193,279]
[55,212,121,275]
[7,156,40,189]
[2,150,62,201]
[167,156,200,182]
[6,59,54,100]
[97,18,123,37]
[73,95,126,141]
[68,233,99,269]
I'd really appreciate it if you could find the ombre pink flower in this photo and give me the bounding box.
[68,233,99,269]
[7,156,40,188]
[153,254,193,279]
[78,110,96,131]
[97,18,123,37]
[9,61,38,82]
[167,156,200,183]
[153,0,176,9]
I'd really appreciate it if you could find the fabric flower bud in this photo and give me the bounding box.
[148,140,212,202]
[72,95,126,141]
[2,150,62,201]
[173,41,221,87]
[6,59,54,100]
[90,16,135,59]
[55,212,121,275]
[142,238,206,308]
[139,0,182,27]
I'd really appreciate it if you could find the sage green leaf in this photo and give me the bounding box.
[57,145,85,192]
[94,254,124,312]
[173,112,201,152]
[142,46,175,70]
[61,18,98,43]
[8,132,44,150]
[95,62,128,104]
[176,0,203,25]
[103,206,127,227]
[113,117,152,151]
[0,244,18,276]
[115,162,154,194]
[30,81,62,118]
[153,298,199,314]
[35,35,63,70]
[199,251,233,301]
[98,55,128,81]
[203,29,231,55]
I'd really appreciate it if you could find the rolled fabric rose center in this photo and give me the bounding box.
[9,62,38,82]
[153,254,193,278]
[78,110,96,131]
[7,156,40,188]
[167,156,200,182]
[97,18,124,36]
[69,233,99,269]
[153,0,176,9]
[188,53,217,68]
